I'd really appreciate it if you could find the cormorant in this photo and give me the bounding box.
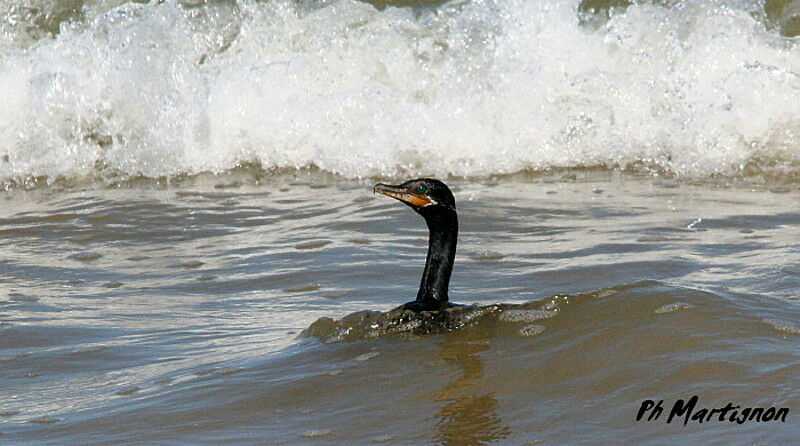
[374,178,457,312]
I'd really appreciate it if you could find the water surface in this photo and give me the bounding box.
[1,173,798,443]
[1,0,799,442]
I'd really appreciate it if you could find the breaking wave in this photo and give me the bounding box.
[1,0,799,186]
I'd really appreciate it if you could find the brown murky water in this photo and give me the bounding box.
[2,0,800,442]
[1,172,798,444]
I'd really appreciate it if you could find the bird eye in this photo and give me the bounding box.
[416,185,426,194]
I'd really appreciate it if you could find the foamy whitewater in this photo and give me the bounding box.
[1,0,799,184]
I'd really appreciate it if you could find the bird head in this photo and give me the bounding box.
[374,178,456,216]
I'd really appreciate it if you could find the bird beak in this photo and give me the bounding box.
[374,183,433,208]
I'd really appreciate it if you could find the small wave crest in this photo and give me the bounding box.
[301,302,556,342]
[1,0,800,187]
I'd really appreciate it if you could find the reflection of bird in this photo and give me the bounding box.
[374,178,458,312]
[427,332,511,445]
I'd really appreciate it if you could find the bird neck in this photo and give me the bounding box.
[417,208,458,304]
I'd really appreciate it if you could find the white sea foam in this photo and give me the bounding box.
[0,0,799,184]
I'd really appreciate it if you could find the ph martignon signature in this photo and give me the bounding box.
[636,396,789,425]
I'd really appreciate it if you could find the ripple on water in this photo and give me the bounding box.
[594,289,617,299]
[8,294,39,302]
[0,353,29,363]
[216,367,245,376]
[498,309,558,322]
[295,240,332,250]
[763,319,800,335]
[323,292,348,299]
[354,351,380,361]
[470,251,505,261]
[284,285,321,293]
[28,416,60,425]
[654,302,695,314]
[299,429,332,438]
[519,324,546,337]
[348,238,370,245]
[126,256,149,261]
[68,252,102,262]
[70,345,107,355]
[115,386,140,396]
